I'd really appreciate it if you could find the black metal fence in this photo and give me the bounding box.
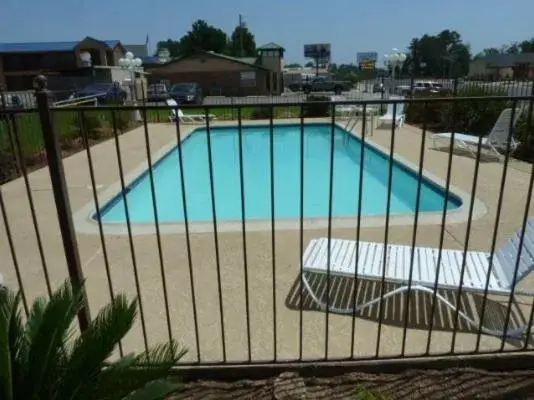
[1,75,534,367]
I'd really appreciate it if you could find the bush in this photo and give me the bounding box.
[515,109,534,162]
[114,110,133,132]
[302,95,331,118]
[405,86,509,135]
[73,111,104,140]
[0,280,186,400]
[249,106,274,120]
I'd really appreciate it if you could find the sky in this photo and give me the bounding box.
[1,0,533,65]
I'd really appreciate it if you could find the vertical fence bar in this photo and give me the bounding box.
[110,109,149,354]
[0,188,29,315]
[34,75,90,331]
[499,103,530,346]
[269,104,277,361]
[474,101,518,352]
[324,103,336,360]
[204,106,227,362]
[425,99,457,355]
[298,104,305,360]
[78,110,123,356]
[400,100,428,356]
[140,107,174,347]
[237,107,252,361]
[7,113,52,298]
[350,103,367,358]
[449,133,484,352]
[375,101,397,358]
[173,109,201,362]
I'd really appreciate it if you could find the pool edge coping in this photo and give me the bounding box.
[73,120,487,236]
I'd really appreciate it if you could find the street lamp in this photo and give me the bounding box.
[118,52,143,121]
[384,48,407,94]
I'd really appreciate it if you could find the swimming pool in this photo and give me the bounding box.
[97,123,462,224]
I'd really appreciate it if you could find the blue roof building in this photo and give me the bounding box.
[0,37,126,91]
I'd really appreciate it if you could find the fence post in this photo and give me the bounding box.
[33,75,91,331]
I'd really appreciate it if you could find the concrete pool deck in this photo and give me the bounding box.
[1,118,534,363]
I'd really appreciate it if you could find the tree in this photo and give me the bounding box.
[404,30,471,77]
[285,63,302,68]
[0,281,186,400]
[304,61,314,68]
[159,19,229,58]
[227,24,256,57]
[155,39,181,58]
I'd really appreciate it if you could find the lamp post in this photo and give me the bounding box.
[383,48,407,95]
[118,51,143,121]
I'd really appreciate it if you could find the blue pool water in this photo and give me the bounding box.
[98,124,462,223]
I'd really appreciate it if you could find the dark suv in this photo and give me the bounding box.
[169,83,202,104]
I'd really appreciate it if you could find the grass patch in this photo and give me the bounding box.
[352,384,385,399]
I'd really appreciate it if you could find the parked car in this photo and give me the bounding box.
[396,80,444,96]
[146,83,169,103]
[0,93,22,109]
[169,83,203,105]
[75,82,127,105]
[372,82,385,93]
[301,77,352,95]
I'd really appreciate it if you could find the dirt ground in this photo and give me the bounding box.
[168,368,534,399]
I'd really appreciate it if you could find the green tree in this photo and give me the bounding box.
[404,30,471,77]
[304,61,314,68]
[155,39,181,58]
[177,19,229,56]
[0,281,186,400]
[285,63,302,68]
[227,24,256,57]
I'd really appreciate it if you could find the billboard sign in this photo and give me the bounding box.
[357,51,378,70]
[304,43,331,63]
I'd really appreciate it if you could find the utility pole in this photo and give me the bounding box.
[239,14,244,57]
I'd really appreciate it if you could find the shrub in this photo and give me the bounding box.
[405,86,509,135]
[73,111,104,140]
[0,280,186,400]
[515,109,534,162]
[114,110,133,132]
[249,106,274,120]
[302,95,331,118]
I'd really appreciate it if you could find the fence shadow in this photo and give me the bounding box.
[285,273,528,349]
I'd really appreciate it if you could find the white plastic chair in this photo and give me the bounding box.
[431,108,522,161]
[301,219,534,338]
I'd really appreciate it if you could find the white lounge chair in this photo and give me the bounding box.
[378,97,406,127]
[166,99,216,123]
[431,108,522,161]
[301,219,534,338]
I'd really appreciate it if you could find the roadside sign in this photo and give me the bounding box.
[357,52,378,70]
[304,43,331,63]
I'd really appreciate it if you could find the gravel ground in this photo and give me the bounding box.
[168,368,534,399]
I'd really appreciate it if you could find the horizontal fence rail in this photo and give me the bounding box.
[1,75,534,369]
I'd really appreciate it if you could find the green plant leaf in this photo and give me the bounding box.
[0,288,17,400]
[125,379,181,400]
[21,281,84,399]
[86,342,186,400]
[56,295,137,400]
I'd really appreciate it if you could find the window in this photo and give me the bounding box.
[240,71,256,87]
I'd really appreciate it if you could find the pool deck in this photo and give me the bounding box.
[1,118,534,362]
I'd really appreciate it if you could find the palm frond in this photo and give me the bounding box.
[21,281,84,400]
[7,293,27,400]
[56,295,137,400]
[0,288,18,400]
[86,341,185,400]
[124,379,182,400]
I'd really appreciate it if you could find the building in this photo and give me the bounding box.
[469,53,534,80]
[0,37,126,91]
[146,43,285,96]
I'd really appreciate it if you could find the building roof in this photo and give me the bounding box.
[257,42,285,51]
[153,50,270,71]
[479,53,534,67]
[0,37,121,53]
[124,44,148,57]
